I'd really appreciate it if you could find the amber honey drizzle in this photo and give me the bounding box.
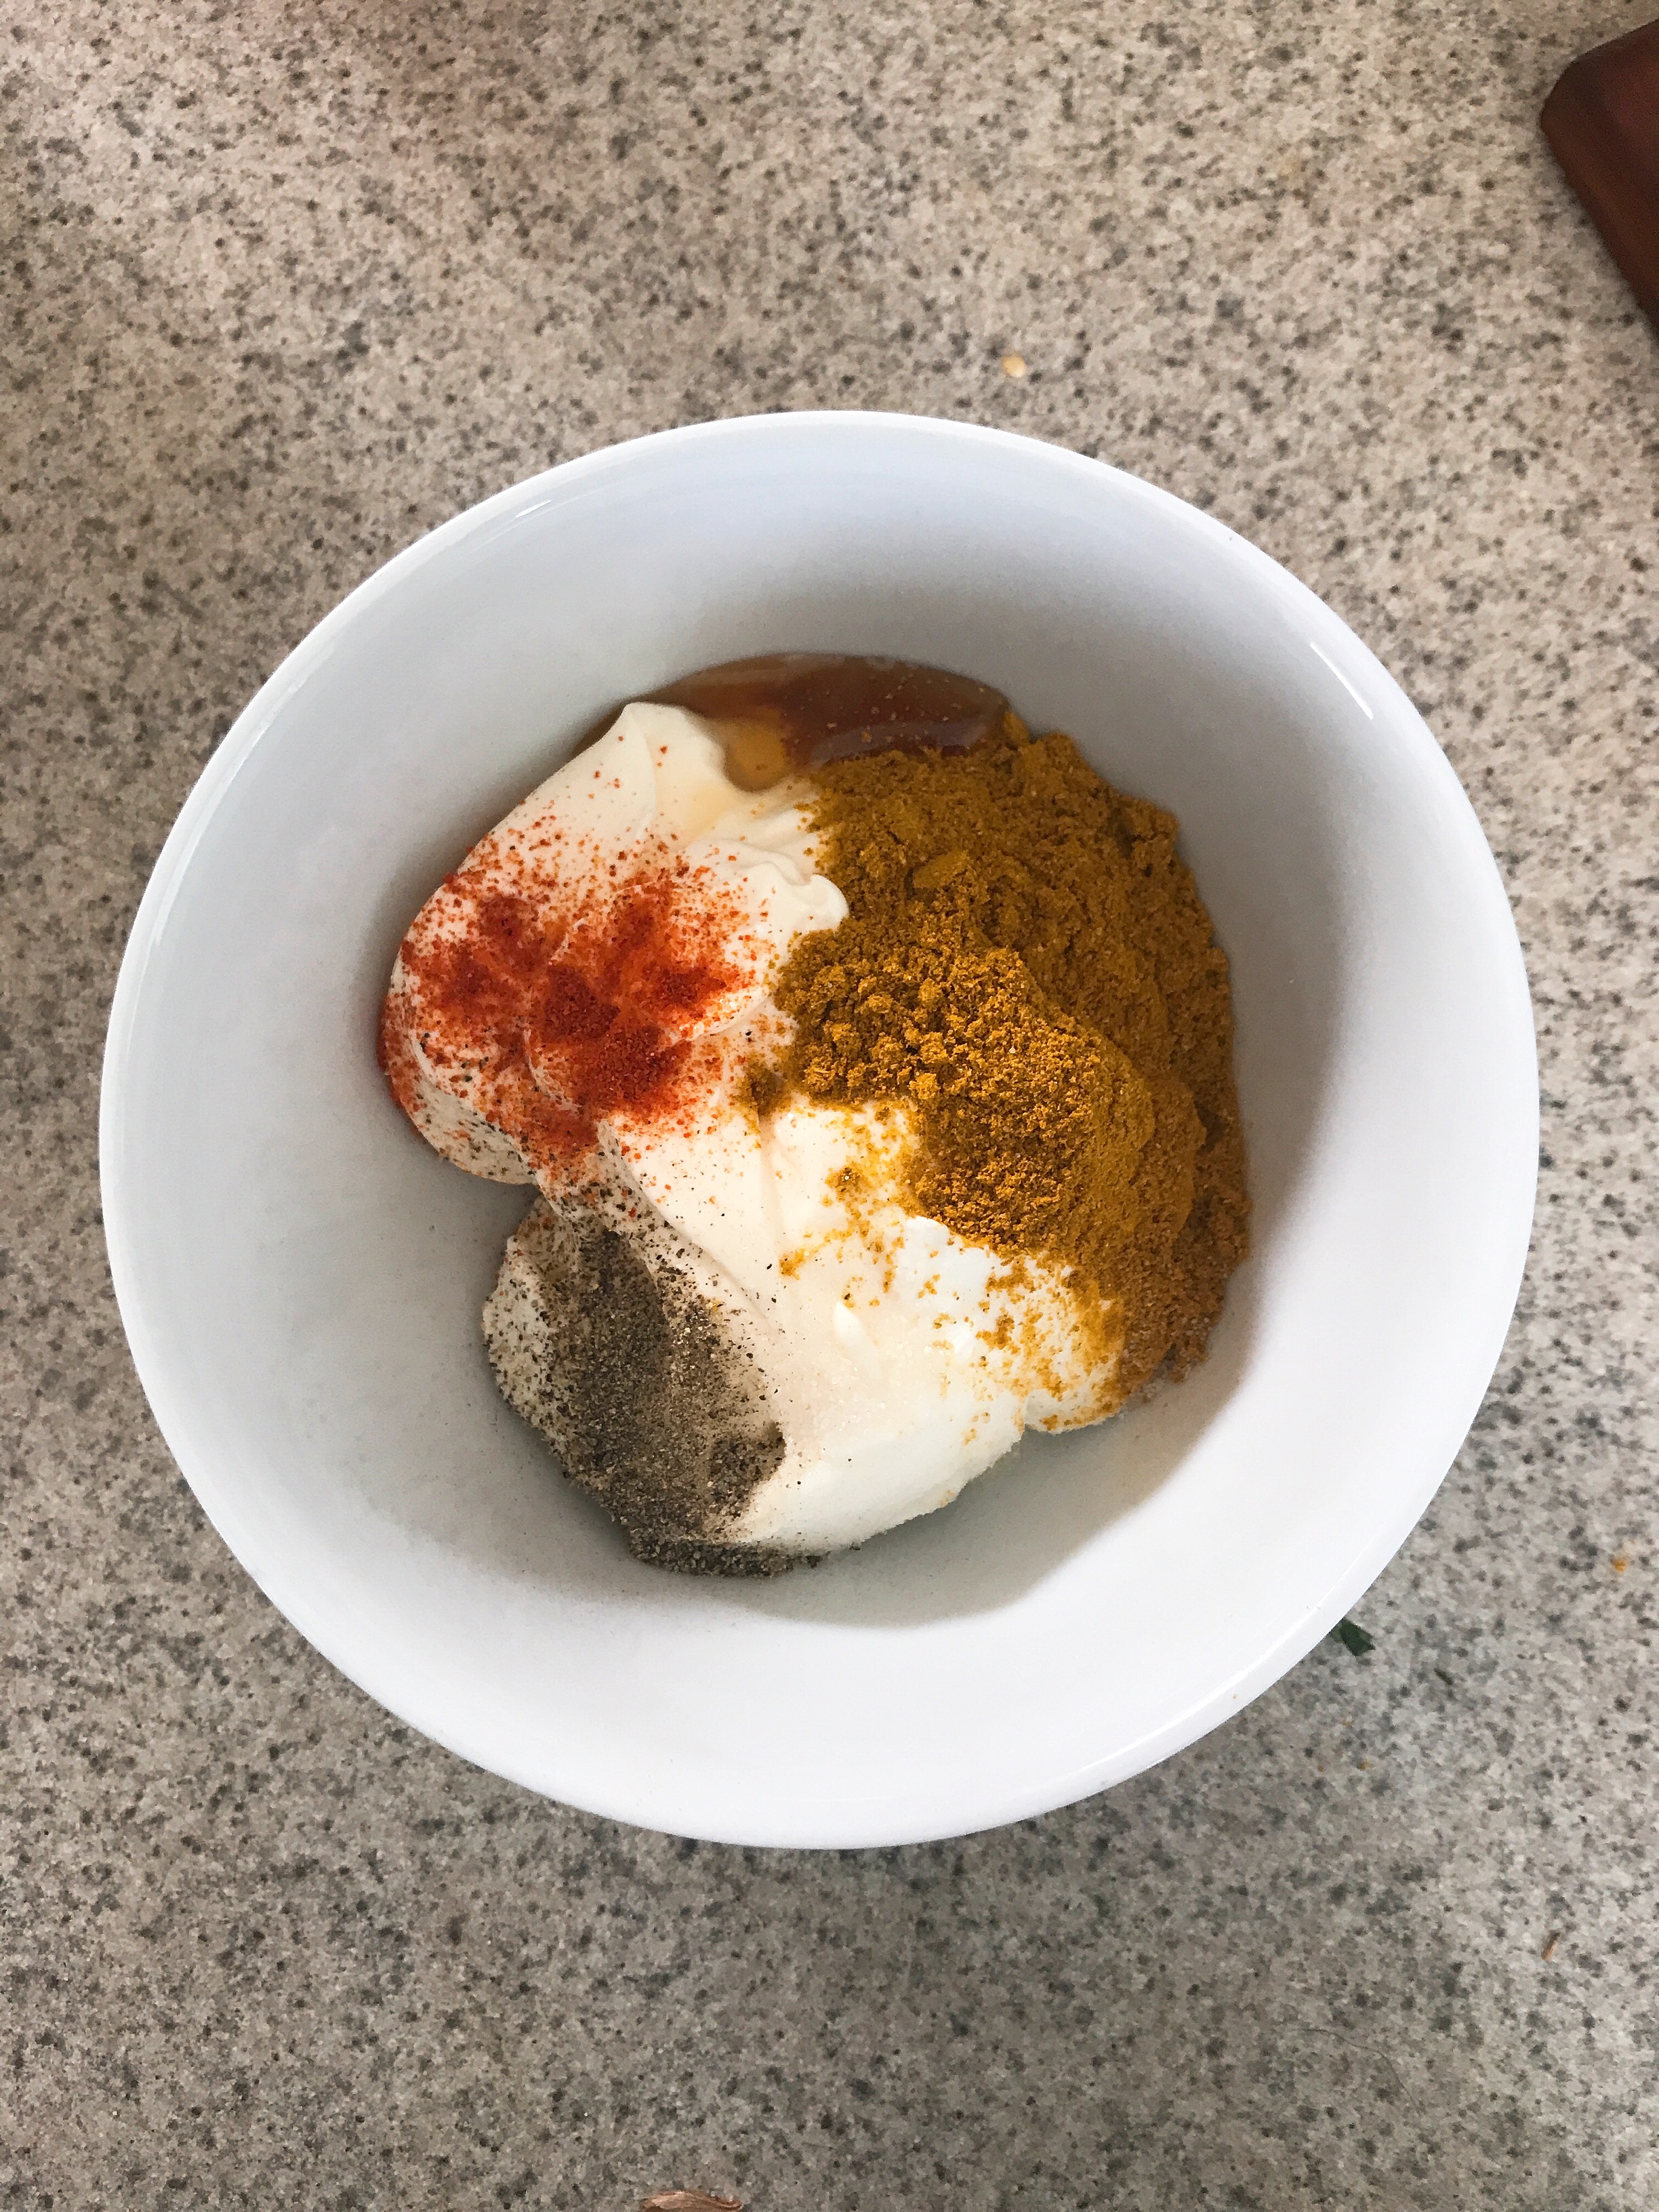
[584,653,1012,791]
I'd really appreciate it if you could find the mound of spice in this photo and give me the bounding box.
[380,851,758,1177]
[764,713,1248,1403]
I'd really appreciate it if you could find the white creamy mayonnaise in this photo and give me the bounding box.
[384,705,1116,1559]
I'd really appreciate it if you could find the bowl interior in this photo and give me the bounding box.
[102,415,1536,1845]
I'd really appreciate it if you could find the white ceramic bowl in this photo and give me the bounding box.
[101,413,1536,1847]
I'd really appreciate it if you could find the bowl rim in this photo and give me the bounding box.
[99,409,1540,1845]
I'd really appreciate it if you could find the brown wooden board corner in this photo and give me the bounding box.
[1541,20,1659,327]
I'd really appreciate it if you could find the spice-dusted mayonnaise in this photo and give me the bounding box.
[381,706,1115,1569]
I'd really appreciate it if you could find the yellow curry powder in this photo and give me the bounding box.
[764,714,1248,1404]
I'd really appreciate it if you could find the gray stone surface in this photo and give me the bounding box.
[3,0,1656,2203]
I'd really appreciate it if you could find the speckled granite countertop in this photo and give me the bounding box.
[4,1,1656,2205]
